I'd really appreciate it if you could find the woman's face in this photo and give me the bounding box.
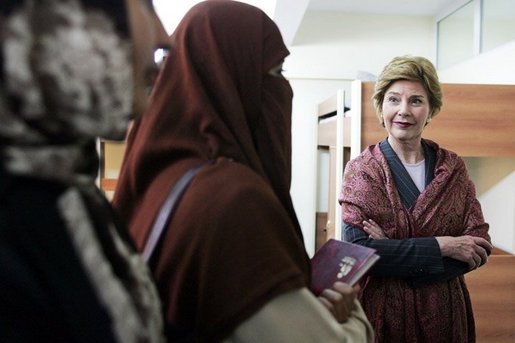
[382,80,431,144]
[125,0,169,119]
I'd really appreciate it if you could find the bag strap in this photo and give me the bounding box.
[142,163,204,263]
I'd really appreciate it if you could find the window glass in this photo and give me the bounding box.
[481,0,515,52]
[437,1,475,69]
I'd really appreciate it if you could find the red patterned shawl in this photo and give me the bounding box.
[340,140,490,342]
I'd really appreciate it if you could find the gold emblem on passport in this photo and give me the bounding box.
[337,256,357,278]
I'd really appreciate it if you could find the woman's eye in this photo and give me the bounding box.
[411,97,423,105]
[386,96,399,103]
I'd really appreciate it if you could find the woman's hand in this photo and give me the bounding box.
[362,219,388,239]
[435,235,493,270]
[317,282,356,323]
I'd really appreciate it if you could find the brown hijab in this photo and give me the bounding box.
[113,1,309,341]
[115,0,297,226]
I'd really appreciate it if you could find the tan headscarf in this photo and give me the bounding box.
[1,1,163,341]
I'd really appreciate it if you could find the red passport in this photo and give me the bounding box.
[310,239,380,295]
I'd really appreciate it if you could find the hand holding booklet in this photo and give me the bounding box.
[310,239,380,295]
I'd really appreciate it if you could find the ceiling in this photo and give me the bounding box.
[275,0,462,45]
[307,0,453,16]
[153,0,463,46]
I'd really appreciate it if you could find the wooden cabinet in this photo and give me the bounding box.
[97,140,126,200]
[465,254,515,342]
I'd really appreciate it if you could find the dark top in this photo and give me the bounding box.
[0,170,121,342]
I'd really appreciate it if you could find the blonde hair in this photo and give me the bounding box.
[372,55,442,126]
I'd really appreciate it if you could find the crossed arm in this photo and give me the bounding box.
[344,221,492,287]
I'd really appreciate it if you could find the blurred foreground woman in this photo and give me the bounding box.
[0,0,169,341]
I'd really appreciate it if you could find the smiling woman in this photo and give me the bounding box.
[339,55,492,342]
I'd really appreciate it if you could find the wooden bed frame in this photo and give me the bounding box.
[465,253,515,342]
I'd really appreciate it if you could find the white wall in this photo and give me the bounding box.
[465,157,515,253]
[289,78,350,256]
[285,11,435,255]
[438,40,515,84]
[480,172,515,253]
[286,12,435,79]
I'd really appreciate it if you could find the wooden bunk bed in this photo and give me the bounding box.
[315,80,515,342]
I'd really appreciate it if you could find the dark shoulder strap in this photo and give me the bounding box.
[142,164,204,263]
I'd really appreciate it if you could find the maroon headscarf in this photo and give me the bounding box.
[113,1,309,341]
[114,0,296,228]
